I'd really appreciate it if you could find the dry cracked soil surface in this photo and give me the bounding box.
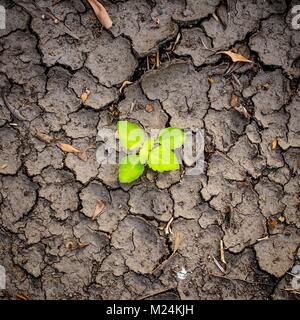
[0,0,299,300]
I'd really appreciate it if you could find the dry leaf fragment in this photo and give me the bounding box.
[92,198,106,220]
[119,80,133,93]
[149,54,156,65]
[66,241,78,251]
[278,216,285,222]
[58,143,81,153]
[145,104,154,113]
[16,294,30,300]
[80,89,91,103]
[87,0,113,29]
[230,94,239,108]
[172,232,182,255]
[152,232,182,273]
[66,241,90,251]
[268,218,278,229]
[208,77,215,85]
[217,50,252,63]
[78,242,90,249]
[35,131,55,144]
[0,164,8,170]
[234,105,251,119]
[271,138,278,150]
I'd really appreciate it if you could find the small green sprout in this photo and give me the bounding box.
[117,121,184,183]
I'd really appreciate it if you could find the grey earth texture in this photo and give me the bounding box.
[0,0,299,300]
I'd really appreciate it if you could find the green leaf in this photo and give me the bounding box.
[118,154,144,183]
[117,121,145,151]
[139,138,154,164]
[148,145,180,172]
[158,127,185,149]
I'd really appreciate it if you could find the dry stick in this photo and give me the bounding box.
[210,274,274,287]
[220,240,226,265]
[213,256,226,274]
[232,73,242,87]
[137,286,176,300]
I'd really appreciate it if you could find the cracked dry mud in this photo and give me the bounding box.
[0,0,299,300]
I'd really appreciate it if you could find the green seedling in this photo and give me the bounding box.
[117,121,184,183]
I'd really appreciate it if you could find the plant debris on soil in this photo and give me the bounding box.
[0,0,299,301]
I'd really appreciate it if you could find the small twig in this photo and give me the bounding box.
[220,240,226,265]
[213,256,226,274]
[137,286,176,300]
[210,274,274,287]
[232,73,242,87]
[171,33,181,51]
[212,12,220,22]
[257,236,269,242]
[164,217,174,235]
[200,37,216,52]
[287,272,300,279]
[156,51,160,68]
[282,288,300,295]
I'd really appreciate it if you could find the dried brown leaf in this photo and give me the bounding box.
[218,50,252,63]
[58,143,81,153]
[234,105,251,119]
[0,164,8,170]
[16,294,30,300]
[87,0,113,29]
[78,242,90,249]
[145,104,154,113]
[230,94,239,108]
[268,218,278,229]
[35,131,55,143]
[149,54,156,65]
[208,77,215,85]
[66,241,78,251]
[172,232,182,255]
[92,198,106,220]
[80,89,91,103]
